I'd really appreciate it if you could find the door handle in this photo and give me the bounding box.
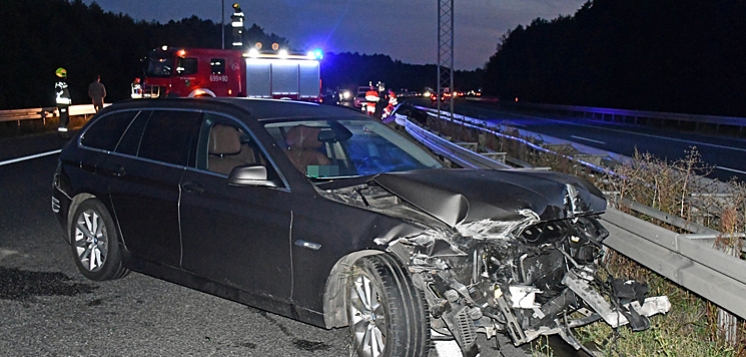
[181,181,204,194]
[294,240,322,251]
[102,165,125,177]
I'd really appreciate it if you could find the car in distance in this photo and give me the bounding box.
[52,98,667,357]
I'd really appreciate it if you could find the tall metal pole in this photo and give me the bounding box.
[437,0,454,123]
[221,0,225,49]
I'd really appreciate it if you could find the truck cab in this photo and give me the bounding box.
[140,47,244,98]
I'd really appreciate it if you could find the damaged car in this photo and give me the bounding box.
[52,97,669,357]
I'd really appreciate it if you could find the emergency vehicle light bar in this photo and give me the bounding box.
[245,48,323,60]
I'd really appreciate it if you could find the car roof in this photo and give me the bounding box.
[104,97,366,122]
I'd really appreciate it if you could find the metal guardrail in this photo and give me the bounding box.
[498,100,746,133]
[0,104,102,123]
[601,207,746,319]
[396,107,746,320]
[401,114,512,170]
[0,107,56,123]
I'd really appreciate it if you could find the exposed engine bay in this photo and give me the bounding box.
[321,170,670,356]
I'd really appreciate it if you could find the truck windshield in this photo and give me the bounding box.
[145,56,174,78]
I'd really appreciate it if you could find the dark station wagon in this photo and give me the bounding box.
[52,98,667,357]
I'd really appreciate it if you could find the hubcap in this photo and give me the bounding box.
[74,209,108,272]
[350,273,386,357]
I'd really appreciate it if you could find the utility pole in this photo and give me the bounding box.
[221,0,225,49]
[437,0,455,123]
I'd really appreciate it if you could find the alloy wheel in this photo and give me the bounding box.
[74,209,108,272]
[349,272,387,357]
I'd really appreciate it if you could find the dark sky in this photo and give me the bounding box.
[84,0,587,69]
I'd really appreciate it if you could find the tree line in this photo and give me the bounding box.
[483,0,746,117]
[0,0,482,110]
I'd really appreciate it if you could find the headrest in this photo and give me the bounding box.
[285,125,322,150]
[208,124,242,155]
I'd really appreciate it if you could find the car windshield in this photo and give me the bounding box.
[264,118,444,179]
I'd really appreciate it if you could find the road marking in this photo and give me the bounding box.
[715,166,746,175]
[570,135,606,145]
[0,248,19,261]
[504,111,746,153]
[0,149,61,167]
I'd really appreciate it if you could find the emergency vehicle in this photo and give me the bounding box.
[132,46,322,102]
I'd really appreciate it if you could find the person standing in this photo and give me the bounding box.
[88,74,106,113]
[54,68,71,138]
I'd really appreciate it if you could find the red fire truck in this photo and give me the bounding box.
[132,46,322,102]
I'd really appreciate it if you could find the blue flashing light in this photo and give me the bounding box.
[313,49,324,60]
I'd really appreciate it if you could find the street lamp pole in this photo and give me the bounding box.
[221,0,225,49]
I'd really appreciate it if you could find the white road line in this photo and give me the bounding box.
[508,111,746,153]
[0,248,19,261]
[715,166,746,175]
[0,149,61,167]
[570,135,606,145]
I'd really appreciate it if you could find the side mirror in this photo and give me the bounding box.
[228,165,276,187]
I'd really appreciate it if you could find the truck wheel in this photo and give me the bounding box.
[70,199,129,281]
[347,254,430,357]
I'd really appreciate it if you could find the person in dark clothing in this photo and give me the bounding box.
[374,88,389,120]
[88,75,106,112]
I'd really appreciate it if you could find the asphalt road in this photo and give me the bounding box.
[0,131,533,357]
[411,98,746,182]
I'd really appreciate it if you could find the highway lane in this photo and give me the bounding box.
[0,132,533,357]
[412,98,746,182]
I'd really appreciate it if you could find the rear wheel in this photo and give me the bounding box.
[347,254,430,357]
[70,199,129,281]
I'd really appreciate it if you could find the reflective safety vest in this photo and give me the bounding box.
[365,90,379,103]
[55,81,71,106]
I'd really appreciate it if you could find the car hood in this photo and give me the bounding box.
[372,169,606,227]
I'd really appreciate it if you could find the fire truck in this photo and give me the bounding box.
[132,46,322,102]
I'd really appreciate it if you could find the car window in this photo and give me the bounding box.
[264,118,443,179]
[114,110,151,156]
[80,111,139,151]
[195,114,283,184]
[134,110,202,166]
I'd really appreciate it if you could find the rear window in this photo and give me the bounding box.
[80,111,139,151]
[138,110,203,166]
[115,110,202,167]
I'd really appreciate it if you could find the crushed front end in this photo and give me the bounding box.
[320,169,670,356]
[385,208,670,357]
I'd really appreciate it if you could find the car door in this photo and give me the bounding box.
[104,109,202,268]
[179,113,294,304]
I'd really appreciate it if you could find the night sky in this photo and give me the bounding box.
[84,0,587,70]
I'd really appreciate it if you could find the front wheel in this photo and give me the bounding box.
[347,254,430,357]
[70,199,129,281]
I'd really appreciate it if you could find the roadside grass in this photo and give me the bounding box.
[424,114,746,356]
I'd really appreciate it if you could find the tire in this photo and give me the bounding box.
[70,199,129,281]
[347,254,430,357]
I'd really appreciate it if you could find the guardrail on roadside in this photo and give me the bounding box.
[0,104,103,124]
[395,106,746,321]
[0,107,57,123]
